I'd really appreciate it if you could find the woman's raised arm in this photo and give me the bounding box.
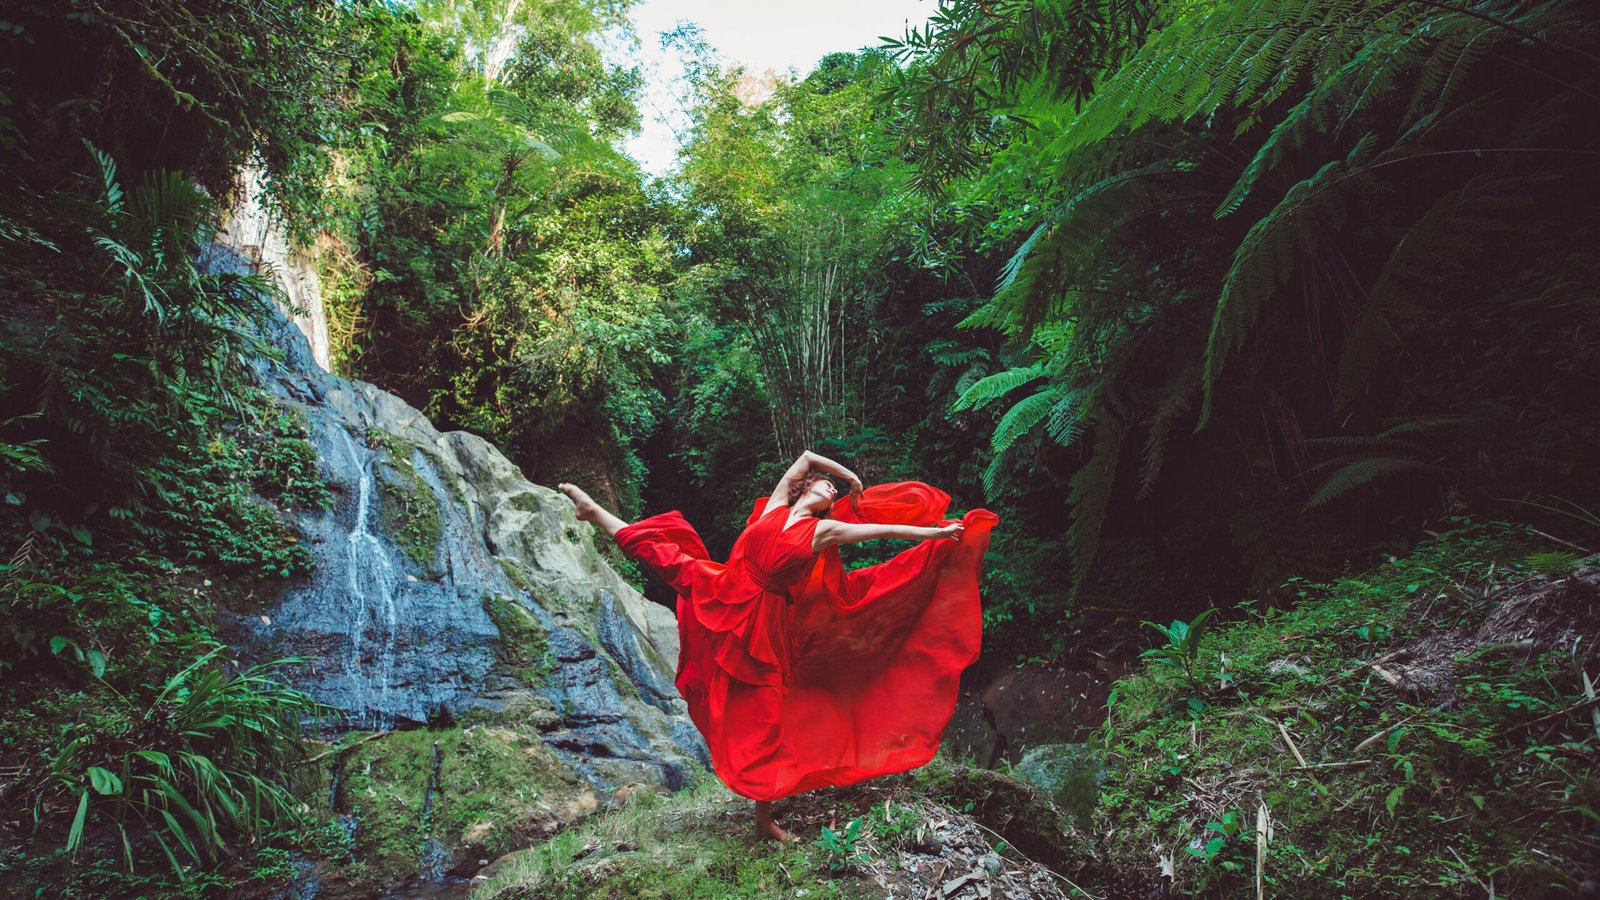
[767,450,864,510]
[812,519,962,554]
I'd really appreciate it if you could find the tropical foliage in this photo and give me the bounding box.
[2,0,1598,890]
[885,0,1600,604]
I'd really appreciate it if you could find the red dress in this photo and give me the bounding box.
[614,481,998,801]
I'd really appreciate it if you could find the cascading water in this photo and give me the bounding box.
[333,427,402,730]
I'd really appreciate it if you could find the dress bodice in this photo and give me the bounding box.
[732,501,820,592]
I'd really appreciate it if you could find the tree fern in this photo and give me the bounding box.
[1303,457,1439,507]
[951,364,1046,412]
[1066,414,1130,596]
[988,159,1194,336]
[1201,150,1364,422]
[1334,176,1523,405]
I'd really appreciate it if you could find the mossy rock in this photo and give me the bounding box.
[332,726,598,890]
[373,450,443,575]
[482,593,555,686]
[1009,742,1106,823]
[497,556,538,593]
[903,758,1099,878]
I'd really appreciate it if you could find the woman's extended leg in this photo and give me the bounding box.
[558,483,629,538]
[562,482,793,842]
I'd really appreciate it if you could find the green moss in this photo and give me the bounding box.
[906,757,1097,875]
[475,775,832,899]
[498,556,538,593]
[606,654,639,701]
[334,725,594,891]
[483,593,555,686]
[1094,522,1597,897]
[372,443,443,573]
[476,758,1098,899]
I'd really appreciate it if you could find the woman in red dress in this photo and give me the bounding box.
[559,450,997,841]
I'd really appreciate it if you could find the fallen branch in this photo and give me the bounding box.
[1270,719,1328,793]
[1491,696,1600,739]
[1255,799,1269,900]
[1273,721,1311,768]
[1316,650,1411,689]
[1292,760,1374,771]
[1584,672,1600,742]
[1527,528,1597,558]
[1369,664,1403,688]
[1354,717,1416,754]
[299,730,390,766]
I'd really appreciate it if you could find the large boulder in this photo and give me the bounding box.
[201,212,706,890]
[945,665,1112,767]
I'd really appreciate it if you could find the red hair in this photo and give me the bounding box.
[788,470,831,513]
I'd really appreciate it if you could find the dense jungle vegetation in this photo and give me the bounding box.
[1,0,1597,895]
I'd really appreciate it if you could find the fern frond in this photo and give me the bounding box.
[1335,176,1521,405]
[951,364,1045,412]
[992,385,1066,454]
[1376,416,1469,438]
[1067,414,1130,597]
[1304,457,1438,508]
[1202,155,1351,422]
[1138,376,1195,498]
[1046,388,1086,447]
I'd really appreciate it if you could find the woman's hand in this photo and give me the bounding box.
[803,450,864,494]
[932,522,964,542]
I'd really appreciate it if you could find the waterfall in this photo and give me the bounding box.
[216,166,332,371]
[333,427,402,730]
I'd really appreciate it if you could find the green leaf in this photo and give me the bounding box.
[1385,785,1406,816]
[67,790,90,853]
[1386,726,1406,754]
[88,766,123,795]
[134,750,174,775]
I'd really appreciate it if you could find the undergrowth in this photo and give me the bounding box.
[474,773,835,899]
[1097,520,1600,897]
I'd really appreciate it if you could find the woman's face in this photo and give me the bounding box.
[805,477,838,511]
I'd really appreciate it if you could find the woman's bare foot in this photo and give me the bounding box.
[558,482,628,537]
[558,482,600,523]
[754,801,796,842]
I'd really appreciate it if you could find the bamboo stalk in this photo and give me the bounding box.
[1583,672,1600,742]
[299,730,389,766]
[1255,800,1269,900]
[1293,760,1374,770]
[1274,721,1310,768]
[1369,664,1403,687]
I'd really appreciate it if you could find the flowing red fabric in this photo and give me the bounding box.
[614,481,998,801]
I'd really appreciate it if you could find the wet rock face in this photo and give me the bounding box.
[206,232,706,822]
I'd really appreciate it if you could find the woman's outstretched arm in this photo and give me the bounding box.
[766,450,863,510]
[812,519,962,553]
